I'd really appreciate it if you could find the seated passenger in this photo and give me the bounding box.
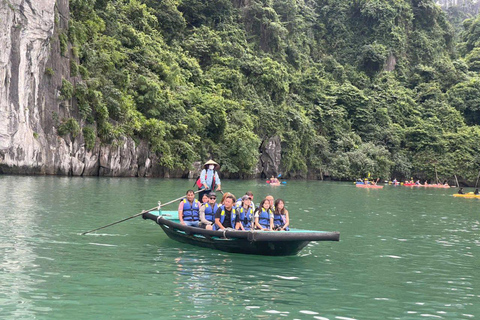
[475,188,479,195]
[178,190,200,227]
[266,195,275,211]
[254,199,274,231]
[273,199,290,231]
[214,194,242,230]
[199,192,218,230]
[220,192,234,205]
[201,193,209,205]
[458,187,464,194]
[237,195,254,230]
[235,191,255,210]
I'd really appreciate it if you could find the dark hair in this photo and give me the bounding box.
[255,199,270,214]
[186,189,195,195]
[246,191,253,196]
[274,199,285,215]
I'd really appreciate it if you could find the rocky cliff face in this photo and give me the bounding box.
[0,0,163,177]
[0,0,281,179]
[437,0,480,14]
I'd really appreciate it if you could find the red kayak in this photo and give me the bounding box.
[404,183,450,188]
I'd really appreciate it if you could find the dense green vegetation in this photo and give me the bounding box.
[64,0,480,181]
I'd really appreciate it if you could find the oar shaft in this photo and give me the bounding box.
[81,189,203,235]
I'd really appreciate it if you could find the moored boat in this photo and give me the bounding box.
[142,210,340,256]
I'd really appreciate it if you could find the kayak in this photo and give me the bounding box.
[404,184,450,188]
[453,193,480,199]
[142,210,340,256]
[356,184,383,189]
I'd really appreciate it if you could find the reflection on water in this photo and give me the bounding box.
[0,176,479,319]
[1,177,44,318]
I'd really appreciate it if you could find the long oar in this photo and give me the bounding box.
[81,189,203,235]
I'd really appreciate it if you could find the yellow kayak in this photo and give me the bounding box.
[453,193,480,199]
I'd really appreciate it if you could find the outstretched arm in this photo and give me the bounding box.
[178,202,185,225]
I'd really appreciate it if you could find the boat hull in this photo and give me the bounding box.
[453,194,480,199]
[404,184,450,188]
[160,224,310,255]
[356,184,383,189]
[143,211,339,256]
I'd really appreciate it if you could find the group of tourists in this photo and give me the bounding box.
[178,190,290,231]
[178,159,290,231]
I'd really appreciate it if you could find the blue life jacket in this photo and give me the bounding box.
[182,199,199,221]
[238,206,254,230]
[273,213,283,227]
[258,208,272,229]
[273,213,289,230]
[213,205,237,230]
[204,203,218,223]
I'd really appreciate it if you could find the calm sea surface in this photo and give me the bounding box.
[0,176,478,319]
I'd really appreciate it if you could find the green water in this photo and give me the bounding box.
[0,176,478,319]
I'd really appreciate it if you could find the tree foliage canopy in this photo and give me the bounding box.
[66,0,480,181]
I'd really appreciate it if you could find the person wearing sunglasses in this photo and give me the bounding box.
[199,192,218,230]
[235,191,255,210]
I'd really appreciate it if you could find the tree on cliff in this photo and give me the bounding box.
[63,0,480,181]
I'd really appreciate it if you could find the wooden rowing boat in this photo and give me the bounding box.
[142,211,340,256]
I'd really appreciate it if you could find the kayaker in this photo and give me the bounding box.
[214,194,242,230]
[199,192,218,230]
[458,187,464,194]
[475,189,479,195]
[197,160,222,201]
[254,198,274,231]
[273,199,290,231]
[178,190,200,227]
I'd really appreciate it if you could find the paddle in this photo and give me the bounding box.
[81,189,203,235]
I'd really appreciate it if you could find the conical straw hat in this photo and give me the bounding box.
[204,159,219,169]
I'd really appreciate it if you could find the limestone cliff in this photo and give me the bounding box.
[0,0,279,178]
[0,0,161,177]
